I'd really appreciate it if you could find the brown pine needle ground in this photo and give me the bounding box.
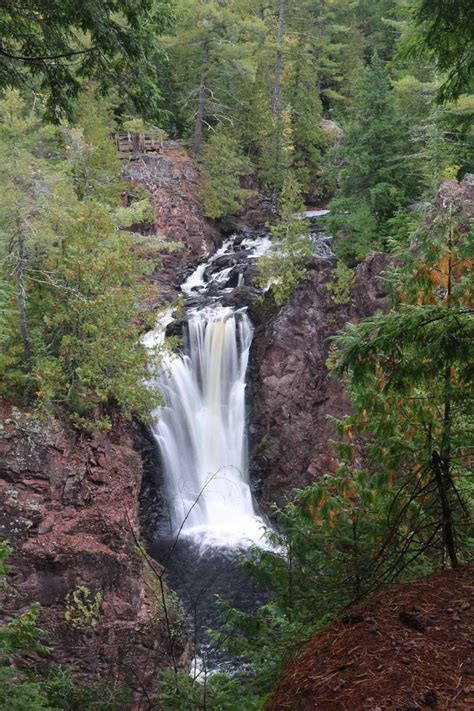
[267,564,474,710]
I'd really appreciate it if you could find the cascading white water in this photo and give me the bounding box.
[142,221,330,671]
[151,305,267,548]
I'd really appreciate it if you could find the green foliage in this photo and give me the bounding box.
[198,130,254,219]
[0,538,11,574]
[325,27,472,264]
[0,89,162,428]
[1,541,49,663]
[0,0,173,121]
[150,585,187,645]
[0,664,131,711]
[258,172,312,305]
[258,107,295,195]
[39,668,131,711]
[64,586,101,630]
[327,196,378,263]
[0,542,54,710]
[156,0,472,213]
[0,669,59,711]
[1,542,129,709]
[331,196,474,569]
[1,603,49,661]
[410,0,474,102]
[327,56,409,261]
[162,0,264,151]
[66,90,123,202]
[158,668,264,710]
[327,261,355,304]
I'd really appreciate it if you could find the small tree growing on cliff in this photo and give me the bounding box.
[0,90,161,428]
[0,89,60,385]
[258,171,312,305]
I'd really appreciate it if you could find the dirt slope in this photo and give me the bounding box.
[267,565,474,710]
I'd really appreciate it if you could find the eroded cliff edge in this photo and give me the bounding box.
[0,406,185,687]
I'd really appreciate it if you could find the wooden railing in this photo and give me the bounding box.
[111,132,164,154]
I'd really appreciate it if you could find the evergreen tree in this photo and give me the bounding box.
[0,90,161,428]
[332,188,474,569]
[164,0,263,154]
[282,3,325,197]
[328,56,408,261]
[258,171,312,305]
[0,89,60,381]
[412,0,474,102]
[0,0,173,120]
[198,129,254,218]
[66,89,124,202]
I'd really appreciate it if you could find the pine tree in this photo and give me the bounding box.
[164,0,263,154]
[0,89,60,382]
[0,90,161,428]
[0,0,173,121]
[412,0,474,102]
[198,129,254,218]
[258,171,312,305]
[328,55,407,261]
[332,186,474,568]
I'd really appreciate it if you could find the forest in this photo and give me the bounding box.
[0,0,473,709]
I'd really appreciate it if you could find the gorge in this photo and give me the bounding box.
[142,218,325,668]
[0,1,473,707]
[1,120,472,711]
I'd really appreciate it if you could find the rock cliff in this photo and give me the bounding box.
[126,141,221,304]
[249,252,389,505]
[0,403,186,697]
[249,175,474,507]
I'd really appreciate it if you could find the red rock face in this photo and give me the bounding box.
[249,253,390,506]
[126,141,221,304]
[250,176,474,506]
[0,404,186,698]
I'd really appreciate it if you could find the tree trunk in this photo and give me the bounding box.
[431,450,457,566]
[258,6,272,99]
[272,0,286,117]
[192,41,209,157]
[431,222,458,567]
[16,230,32,370]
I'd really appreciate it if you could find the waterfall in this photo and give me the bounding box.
[151,305,267,548]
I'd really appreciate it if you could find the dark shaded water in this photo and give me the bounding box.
[149,537,270,671]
